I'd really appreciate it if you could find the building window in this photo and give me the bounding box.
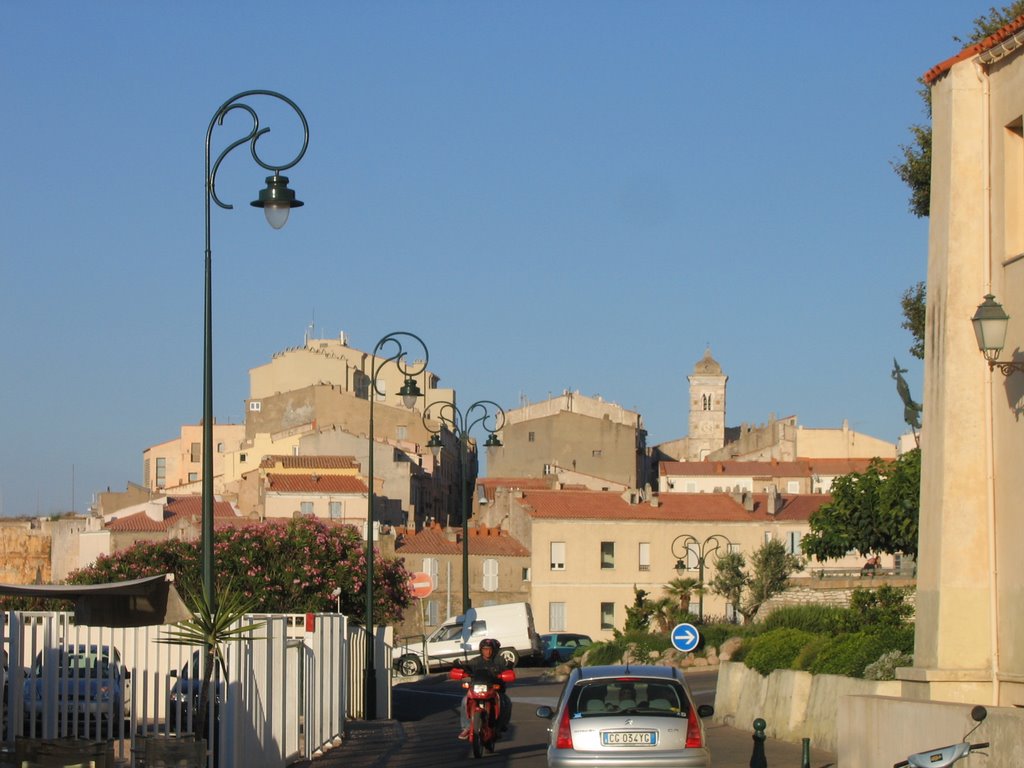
[528,431,535,442]
[1006,118,1024,257]
[521,567,531,581]
[600,602,615,630]
[249,400,261,412]
[155,458,166,489]
[600,542,615,569]
[374,379,386,402]
[483,559,499,592]
[638,542,650,571]
[300,501,314,516]
[764,531,772,545]
[787,480,800,493]
[188,472,198,482]
[685,481,697,493]
[729,542,741,554]
[677,543,698,571]
[190,442,201,463]
[424,557,439,588]
[592,450,602,458]
[549,602,566,632]
[239,453,247,463]
[550,542,566,571]
[396,425,407,440]
[426,600,439,626]
[329,501,343,519]
[787,531,802,555]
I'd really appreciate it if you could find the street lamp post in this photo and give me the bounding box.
[364,332,428,720]
[203,91,308,609]
[670,533,733,622]
[423,400,505,614]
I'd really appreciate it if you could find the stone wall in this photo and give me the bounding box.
[0,520,51,584]
[756,576,917,620]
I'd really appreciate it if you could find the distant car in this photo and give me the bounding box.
[535,664,714,768]
[168,651,224,738]
[23,645,131,727]
[540,633,592,665]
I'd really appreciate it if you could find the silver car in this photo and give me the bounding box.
[535,664,713,768]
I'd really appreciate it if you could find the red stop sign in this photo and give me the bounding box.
[409,572,434,599]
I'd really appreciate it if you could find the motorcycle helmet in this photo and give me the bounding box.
[479,638,501,653]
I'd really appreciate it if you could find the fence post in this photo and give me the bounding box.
[750,717,767,768]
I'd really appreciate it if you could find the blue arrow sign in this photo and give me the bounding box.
[670,622,700,653]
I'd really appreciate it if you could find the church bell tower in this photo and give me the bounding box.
[687,348,727,461]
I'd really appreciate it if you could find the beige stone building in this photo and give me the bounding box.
[897,16,1024,707]
[393,523,531,638]
[658,457,873,495]
[654,350,897,465]
[488,390,647,488]
[474,486,845,640]
[141,423,246,494]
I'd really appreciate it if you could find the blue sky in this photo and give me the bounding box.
[0,2,978,516]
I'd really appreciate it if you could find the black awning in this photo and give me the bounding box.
[0,573,191,627]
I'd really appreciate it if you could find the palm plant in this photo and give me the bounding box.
[665,577,700,615]
[159,580,264,747]
[648,597,676,633]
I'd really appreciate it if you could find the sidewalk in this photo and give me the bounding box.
[295,718,838,768]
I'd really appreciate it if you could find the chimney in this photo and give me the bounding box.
[742,492,754,512]
[445,527,458,542]
[767,484,779,515]
[649,494,660,508]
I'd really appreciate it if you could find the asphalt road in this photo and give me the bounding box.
[387,666,721,767]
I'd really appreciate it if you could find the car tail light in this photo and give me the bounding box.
[685,701,703,748]
[555,703,574,749]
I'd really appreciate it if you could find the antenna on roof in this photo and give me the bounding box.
[304,312,316,345]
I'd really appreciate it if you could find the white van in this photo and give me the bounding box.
[394,602,542,677]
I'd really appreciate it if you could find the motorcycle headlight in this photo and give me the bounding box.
[472,684,490,695]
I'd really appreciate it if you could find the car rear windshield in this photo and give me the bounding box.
[568,679,690,717]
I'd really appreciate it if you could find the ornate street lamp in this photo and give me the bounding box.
[670,533,733,622]
[203,91,308,608]
[423,400,505,614]
[364,332,428,720]
[972,294,1024,375]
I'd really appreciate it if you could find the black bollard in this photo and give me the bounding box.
[801,737,810,768]
[750,717,767,768]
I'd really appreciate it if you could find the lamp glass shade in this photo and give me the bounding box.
[972,294,1010,360]
[264,204,290,230]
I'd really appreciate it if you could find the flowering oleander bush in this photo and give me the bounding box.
[63,517,411,623]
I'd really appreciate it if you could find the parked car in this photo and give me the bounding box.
[535,664,714,768]
[394,602,543,676]
[167,651,223,737]
[23,645,131,729]
[540,633,592,665]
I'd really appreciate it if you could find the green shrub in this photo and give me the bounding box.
[742,628,818,676]
[581,630,672,666]
[809,631,911,678]
[584,641,624,666]
[698,621,760,653]
[762,604,848,634]
[791,634,831,671]
[864,650,914,680]
[843,586,915,632]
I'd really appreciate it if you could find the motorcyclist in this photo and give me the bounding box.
[457,638,513,740]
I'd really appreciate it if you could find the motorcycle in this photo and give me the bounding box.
[449,664,516,758]
[893,705,989,768]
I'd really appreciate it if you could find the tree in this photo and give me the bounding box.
[664,577,699,615]
[901,282,926,360]
[66,517,412,623]
[707,541,802,624]
[801,448,921,561]
[624,587,653,632]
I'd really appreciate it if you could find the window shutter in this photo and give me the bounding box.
[483,559,499,592]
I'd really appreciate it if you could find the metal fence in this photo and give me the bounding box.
[0,610,380,768]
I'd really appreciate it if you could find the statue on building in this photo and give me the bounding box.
[892,358,922,431]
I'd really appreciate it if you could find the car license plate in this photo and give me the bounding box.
[601,730,657,746]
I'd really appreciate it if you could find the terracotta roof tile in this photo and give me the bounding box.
[265,473,367,493]
[259,455,360,470]
[924,14,1024,84]
[476,476,557,502]
[516,489,830,523]
[397,525,530,557]
[106,496,237,532]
